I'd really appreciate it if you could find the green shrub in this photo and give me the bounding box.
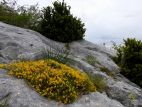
[113,38,142,87]
[39,1,86,43]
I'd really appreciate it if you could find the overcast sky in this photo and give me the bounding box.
[16,0,142,44]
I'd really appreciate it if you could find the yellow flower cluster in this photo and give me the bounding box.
[0,64,5,68]
[0,59,96,104]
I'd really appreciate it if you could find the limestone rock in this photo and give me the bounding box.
[0,22,142,107]
[68,92,124,107]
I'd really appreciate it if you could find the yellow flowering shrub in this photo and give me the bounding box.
[0,59,96,104]
[0,64,5,68]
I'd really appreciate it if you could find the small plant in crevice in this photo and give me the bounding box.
[46,49,70,64]
[0,93,11,107]
[64,43,71,50]
[100,67,116,78]
[85,72,108,92]
[128,92,136,103]
[43,43,71,64]
[85,55,97,66]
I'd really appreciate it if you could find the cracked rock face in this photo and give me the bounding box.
[0,22,142,107]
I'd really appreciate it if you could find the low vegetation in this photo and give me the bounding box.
[113,38,142,87]
[0,60,96,104]
[44,45,70,64]
[85,72,107,92]
[0,93,11,107]
[100,67,116,78]
[85,55,97,66]
[128,92,136,103]
[0,101,8,107]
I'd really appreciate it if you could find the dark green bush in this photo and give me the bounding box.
[39,1,86,43]
[114,38,142,87]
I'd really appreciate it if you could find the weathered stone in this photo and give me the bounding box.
[68,92,124,107]
[0,57,8,63]
[107,81,142,107]
[1,46,22,60]
[0,42,5,50]
[0,22,142,107]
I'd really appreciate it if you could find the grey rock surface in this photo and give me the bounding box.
[107,80,142,107]
[0,22,142,107]
[69,92,124,107]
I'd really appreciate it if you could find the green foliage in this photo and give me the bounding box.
[85,55,97,65]
[93,75,107,92]
[43,44,70,64]
[0,0,41,30]
[100,67,116,78]
[128,92,136,103]
[85,72,107,92]
[114,38,142,87]
[64,43,70,50]
[0,93,11,107]
[39,1,86,43]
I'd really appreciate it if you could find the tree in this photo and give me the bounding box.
[114,38,142,87]
[39,1,86,43]
[0,0,41,30]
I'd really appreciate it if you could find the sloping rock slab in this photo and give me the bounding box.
[0,22,142,107]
